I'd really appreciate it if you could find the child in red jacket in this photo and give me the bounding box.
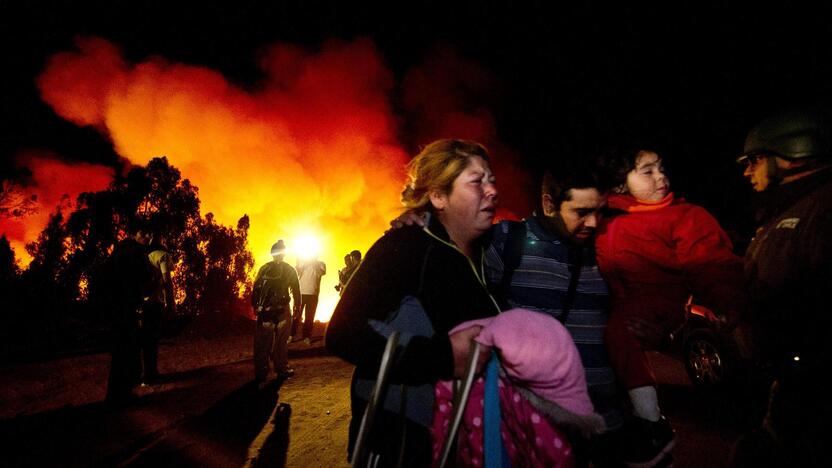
[595,148,745,467]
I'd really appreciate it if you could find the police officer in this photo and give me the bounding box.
[733,108,832,467]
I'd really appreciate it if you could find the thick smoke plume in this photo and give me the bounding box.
[24,36,529,320]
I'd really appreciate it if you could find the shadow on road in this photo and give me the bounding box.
[2,399,139,467]
[656,380,770,468]
[123,378,288,467]
[1,384,217,467]
[659,377,768,431]
[0,358,293,467]
[250,402,292,468]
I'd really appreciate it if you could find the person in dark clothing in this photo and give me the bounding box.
[732,108,832,468]
[106,226,155,404]
[326,139,500,467]
[252,239,301,382]
[398,160,695,466]
[484,164,637,468]
[334,250,362,295]
[139,236,176,385]
[335,254,353,294]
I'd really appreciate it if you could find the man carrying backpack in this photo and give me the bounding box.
[252,239,301,382]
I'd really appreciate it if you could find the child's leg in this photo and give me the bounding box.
[605,312,658,390]
[605,311,663,423]
[607,311,675,466]
[629,385,661,422]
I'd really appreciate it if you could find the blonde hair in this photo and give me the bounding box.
[400,139,490,212]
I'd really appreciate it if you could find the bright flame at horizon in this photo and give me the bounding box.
[32,36,409,323]
[3,36,531,324]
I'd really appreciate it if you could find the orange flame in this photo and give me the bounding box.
[0,151,114,264]
[24,37,530,321]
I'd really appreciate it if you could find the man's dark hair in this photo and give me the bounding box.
[349,250,361,262]
[540,157,608,212]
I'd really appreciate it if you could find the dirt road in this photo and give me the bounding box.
[1,328,755,467]
[1,330,353,467]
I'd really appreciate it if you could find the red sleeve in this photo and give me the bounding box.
[672,205,747,318]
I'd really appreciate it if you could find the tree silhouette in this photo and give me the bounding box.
[3,157,255,360]
[0,235,18,280]
[0,235,22,357]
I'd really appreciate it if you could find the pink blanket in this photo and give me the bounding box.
[431,309,595,467]
[451,308,594,415]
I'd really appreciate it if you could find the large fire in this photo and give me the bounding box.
[3,36,529,322]
[0,152,114,263]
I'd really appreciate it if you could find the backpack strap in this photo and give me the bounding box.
[558,246,584,325]
[498,221,527,310]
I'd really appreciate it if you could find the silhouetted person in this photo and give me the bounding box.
[293,255,326,345]
[335,250,361,296]
[335,254,352,295]
[139,235,176,385]
[252,240,300,381]
[349,249,361,264]
[106,224,155,404]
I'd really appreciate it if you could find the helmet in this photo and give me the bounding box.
[270,240,286,256]
[739,108,832,163]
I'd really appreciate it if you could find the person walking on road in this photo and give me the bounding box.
[252,239,300,382]
[293,255,326,345]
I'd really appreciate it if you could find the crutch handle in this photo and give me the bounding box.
[352,331,401,468]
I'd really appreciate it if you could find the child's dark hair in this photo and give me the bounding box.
[598,144,666,190]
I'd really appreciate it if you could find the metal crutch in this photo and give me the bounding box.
[438,341,482,468]
[352,331,401,468]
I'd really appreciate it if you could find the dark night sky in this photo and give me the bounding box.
[2,0,832,236]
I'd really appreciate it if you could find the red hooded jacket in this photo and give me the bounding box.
[596,193,745,331]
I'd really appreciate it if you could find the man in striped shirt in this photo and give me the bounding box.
[485,165,623,466]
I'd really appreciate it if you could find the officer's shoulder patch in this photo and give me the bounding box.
[776,217,800,229]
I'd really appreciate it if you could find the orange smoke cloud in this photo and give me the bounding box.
[33,37,532,321]
[37,37,409,321]
[0,151,114,264]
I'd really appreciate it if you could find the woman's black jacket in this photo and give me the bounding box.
[325,216,500,384]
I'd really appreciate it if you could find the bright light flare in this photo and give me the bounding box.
[27,36,532,326]
[292,233,322,260]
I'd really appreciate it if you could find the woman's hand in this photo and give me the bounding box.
[389,211,428,230]
[449,326,490,378]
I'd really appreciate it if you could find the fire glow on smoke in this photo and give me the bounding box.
[4,36,528,321]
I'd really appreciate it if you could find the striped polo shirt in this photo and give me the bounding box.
[485,217,621,429]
